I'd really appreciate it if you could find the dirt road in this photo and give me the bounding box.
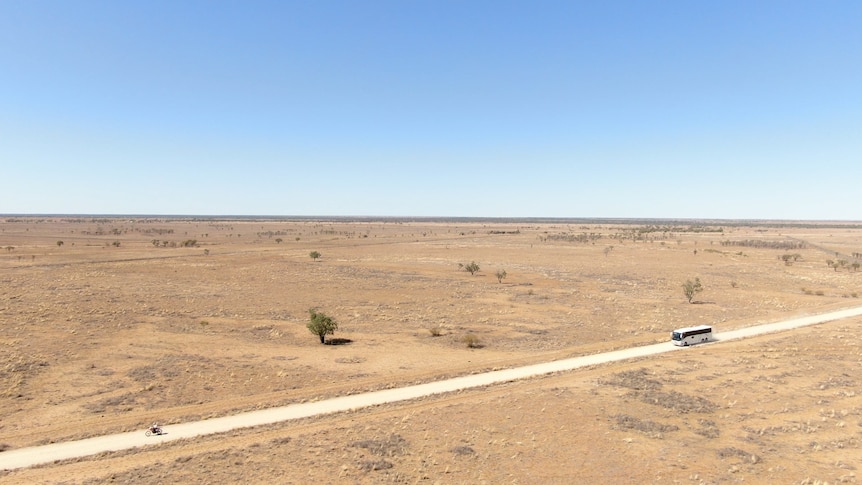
[3,304,862,471]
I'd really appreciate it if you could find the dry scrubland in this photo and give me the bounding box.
[1,217,861,484]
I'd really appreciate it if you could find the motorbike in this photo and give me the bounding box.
[145,424,165,436]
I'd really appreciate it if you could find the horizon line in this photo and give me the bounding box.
[2,214,862,226]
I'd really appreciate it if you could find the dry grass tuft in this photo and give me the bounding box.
[613,414,679,438]
[627,389,718,413]
[600,368,662,390]
[461,334,482,348]
[350,434,409,457]
[717,447,760,464]
[451,445,476,456]
[359,459,394,471]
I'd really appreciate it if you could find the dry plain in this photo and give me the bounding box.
[1,217,861,484]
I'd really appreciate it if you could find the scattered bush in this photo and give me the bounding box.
[459,261,480,275]
[462,334,481,348]
[682,277,703,303]
[495,269,507,283]
[780,253,802,265]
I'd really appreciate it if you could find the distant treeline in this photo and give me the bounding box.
[629,225,724,234]
[720,240,806,250]
[541,232,602,243]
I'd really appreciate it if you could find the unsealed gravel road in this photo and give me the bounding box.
[3,305,862,471]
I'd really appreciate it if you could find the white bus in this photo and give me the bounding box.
[671,325,713,346]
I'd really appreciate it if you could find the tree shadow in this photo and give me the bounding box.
[327,338,353,346]
[691,300,716,305]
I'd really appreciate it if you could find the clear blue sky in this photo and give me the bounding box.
[1,1,860,219]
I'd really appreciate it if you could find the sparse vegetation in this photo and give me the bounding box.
[307,308,338,344]
[682,277,703,303]
[780,253,802,265]
[459,261,480,275]
[613,414,679,438]
[495,269,507,283]
[721,239,805,250]
[4,218,862,484]
[717,447,760,464]
[309,251,321,261]
[451,445,475,456]
[461,334,481,348]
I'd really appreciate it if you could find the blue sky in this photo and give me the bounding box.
[1,1,860,219]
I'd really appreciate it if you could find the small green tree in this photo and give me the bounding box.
[495,269,507,283]
[459,261,480,275]
[309,251,321,261]
[682,277,703,303]
[307,308,338,344]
